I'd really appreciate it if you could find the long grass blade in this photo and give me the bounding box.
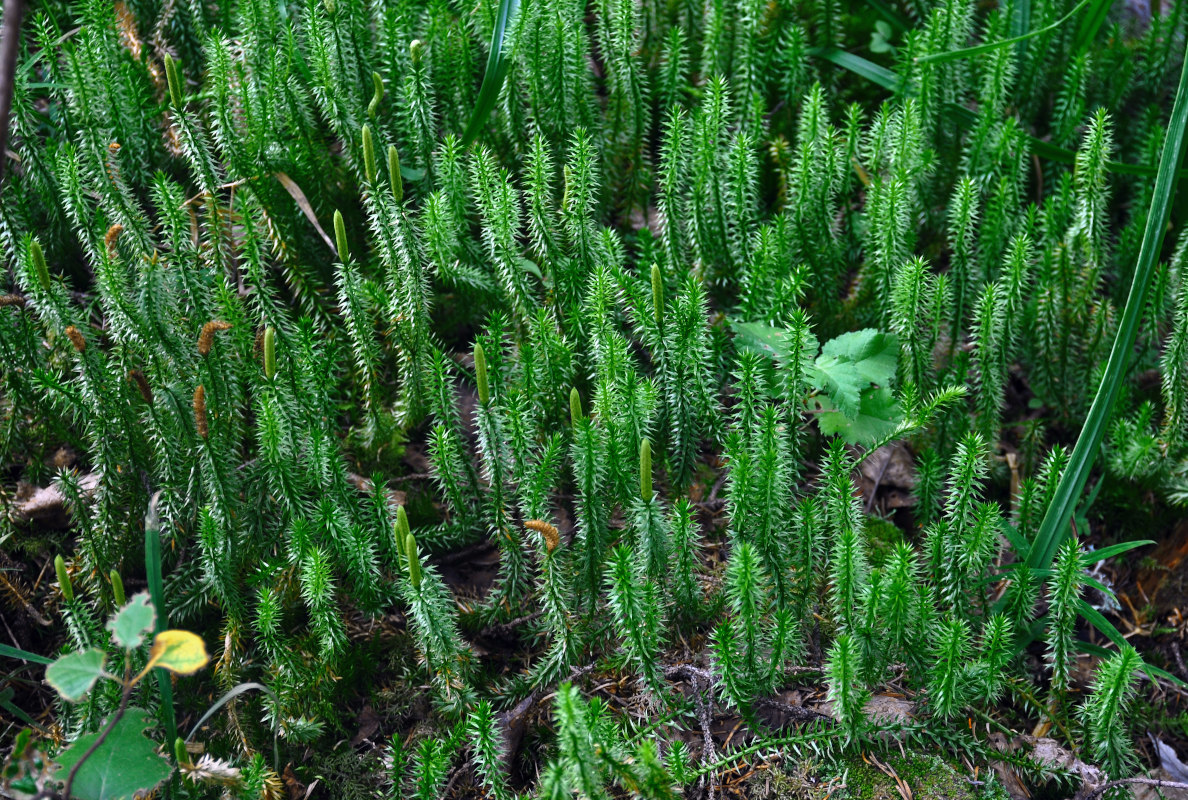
[1026,37,1188,574]
[862,0,909,33]
[1074,0,1113,53]
[144,496,179,745]
[821,52,1188,178]
[916,0,1091,63]
[812,47,903,92]
[186,681,280,772]
[0,642,52,665]
[461,0,522,147]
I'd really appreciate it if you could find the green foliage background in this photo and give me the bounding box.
[3,0,1188,794]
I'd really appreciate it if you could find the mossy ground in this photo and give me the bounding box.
[751,752,1012,800]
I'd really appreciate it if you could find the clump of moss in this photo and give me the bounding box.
[759,752,1010,800]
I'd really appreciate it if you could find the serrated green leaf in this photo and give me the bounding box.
[811,357,865,417]
[45,649,106,702]
[731,320,819,363]
[54,707,172,800]
[810,330,898,419]
[816,386,903,444]
[106,592,156,650]
[820,329,898,386]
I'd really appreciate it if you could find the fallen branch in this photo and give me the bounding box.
[1081,776,1188,800]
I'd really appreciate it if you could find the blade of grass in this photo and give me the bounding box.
[144,496,178,746]
[862,0,909,33]
[1026,36,1188,574]
[187,681,280,772]
[1074,0,1113,53]
[811,47,904,92]
[820,50,1188,178]
[1,686,41,728]
[461,0,522,147]
[1009,0,1032,63]
[1078,639,1185,686]
[0,642,52,665]
[916,0,1092,64]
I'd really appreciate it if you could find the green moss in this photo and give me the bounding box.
[809,752,1008,800]
[864,514,906,568]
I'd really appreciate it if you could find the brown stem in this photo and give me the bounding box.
[0,0,25,180]
[1082,777,1188,800]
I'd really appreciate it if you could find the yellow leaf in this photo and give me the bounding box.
[144,630,209,676]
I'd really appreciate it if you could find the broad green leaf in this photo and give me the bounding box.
[45,649,106,701]
[731,320,818,363]
[1027,36,1188,575]
[816,386,903,445]
[820,330,898,386]
[810,330,898,418]
[106,592,155,650]
[144,630,209,676]
[54,707,172,800]
[811,359,865,418]
[518,257,543,281]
